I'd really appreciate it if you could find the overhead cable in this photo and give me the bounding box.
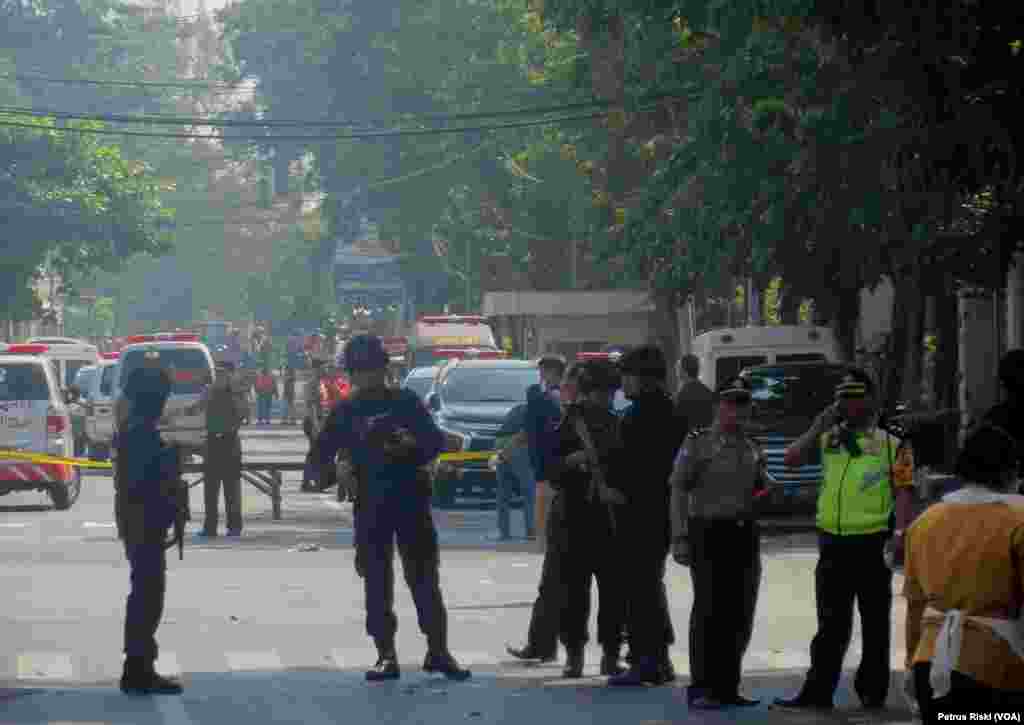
[0,99,612,128]
[0,109,617,141]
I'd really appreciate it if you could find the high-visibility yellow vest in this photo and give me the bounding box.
[816,428,903,535]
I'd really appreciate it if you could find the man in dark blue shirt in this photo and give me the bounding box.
[315,334,470,682]
[524,355,566,539]
[114,365,184,696]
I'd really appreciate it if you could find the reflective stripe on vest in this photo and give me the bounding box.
[816,428,897,535]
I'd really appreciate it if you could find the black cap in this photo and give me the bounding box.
[617,345,667,379]
[716,376,752,403]
[342,334,390,372]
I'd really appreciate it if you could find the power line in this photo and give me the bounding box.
[0,109,616,141]
[0,99,612,128]
[2,71,245,90]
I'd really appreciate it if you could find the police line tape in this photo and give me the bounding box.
[0,449,493,469]
[0,449,114,469]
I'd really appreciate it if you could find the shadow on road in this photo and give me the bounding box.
[0,668,915,724]
[0,504,52,513]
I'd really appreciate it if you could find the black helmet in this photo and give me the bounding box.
[617,345,667,380]
[577,358,621,395]
[342,334,390,372]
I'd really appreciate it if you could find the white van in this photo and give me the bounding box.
[26,337,101,391]
[0,344,80,509]
[691,325,841,391]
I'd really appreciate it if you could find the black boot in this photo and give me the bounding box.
[120,657,183,695]
[599,647,624,676]
[562,648,584,678]
[608,655,662,686]
[772,689,834,710]
[423,651,471,681]
[366,644,400,681]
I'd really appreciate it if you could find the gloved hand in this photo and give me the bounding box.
[672,535,692,567]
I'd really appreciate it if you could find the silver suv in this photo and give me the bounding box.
[113,336,215,456]
[82,355,119,459]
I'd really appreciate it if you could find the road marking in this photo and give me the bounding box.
[82,521,116,528]
[225,650,283,671]
[156,651,181,676]
[0,522,29,528]
[16,652,73,680]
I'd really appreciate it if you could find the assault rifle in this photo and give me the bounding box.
[570,406,626,533]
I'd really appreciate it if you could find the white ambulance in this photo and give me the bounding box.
[0,343,81,509]
[690,325,841,390]
[26,337,101,391]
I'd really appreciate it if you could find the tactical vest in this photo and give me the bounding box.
[816,428,900,536]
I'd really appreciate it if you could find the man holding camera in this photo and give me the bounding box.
[774,368,915,711]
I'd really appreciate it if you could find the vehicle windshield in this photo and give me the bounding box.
[745,365,849,420]
[403,374,435,399]
[73,367,96,392]
[119,349,212,395]
[440,367,538,404]
[0,364,50,401]
[100,365,117,396]
[65,360,91,388]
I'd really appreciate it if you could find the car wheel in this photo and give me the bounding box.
[49,468,82,510]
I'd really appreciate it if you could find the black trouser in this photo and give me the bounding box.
[523,496,568,657]
[913,662,1024,724]
[801,531,892,704]
[558,499,626,652]
[687,518,761,699]
[356,494,448,653]
[621,522,675,662]
[124,542,167,662]
[204,433,242,534]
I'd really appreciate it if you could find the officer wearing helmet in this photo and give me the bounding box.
[114,365,184,695]
[314,334,470,682]
[607,345,681,687]
[546,357,628,679]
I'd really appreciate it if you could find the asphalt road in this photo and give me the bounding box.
[0,424,918,724]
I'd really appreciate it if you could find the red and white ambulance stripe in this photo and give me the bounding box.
[0,460,72,483]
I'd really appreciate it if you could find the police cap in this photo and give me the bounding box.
[342,334,390,372]
[577,358,621,395]
[617,345,667,380]
[716,376,752,404]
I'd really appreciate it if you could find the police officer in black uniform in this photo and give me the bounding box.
[608,345,681,686]
[547,358,628,678]
[506,361,585,664]
[114,365,184,695]
[315,335,470,682]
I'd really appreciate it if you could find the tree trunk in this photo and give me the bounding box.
[831,283,860,363]
[652,288,681,390]
[899,268,925,404]
[883,275,910,412]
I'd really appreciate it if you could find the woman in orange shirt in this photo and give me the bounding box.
[904,424,1024,722]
